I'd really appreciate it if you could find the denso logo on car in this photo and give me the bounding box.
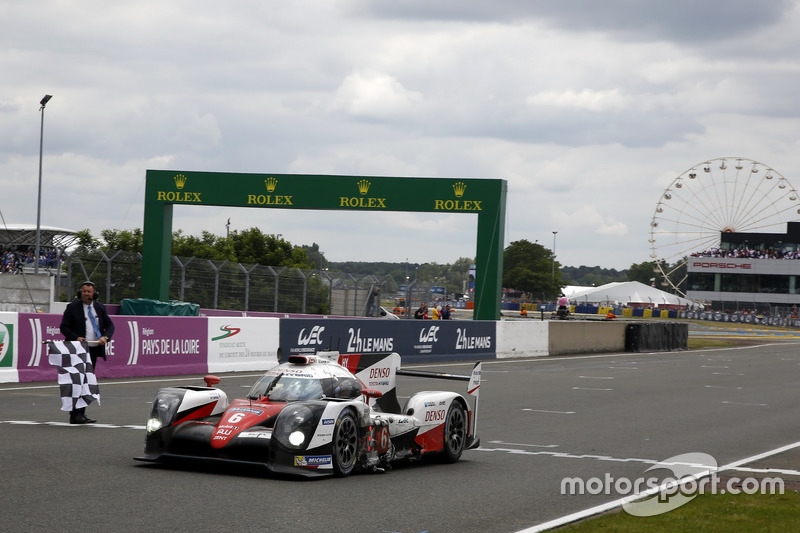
[424,409,446,422]
[369,367,390,378]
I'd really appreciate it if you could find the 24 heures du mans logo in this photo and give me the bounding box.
[434,181,482,212]
[156,174,203,203]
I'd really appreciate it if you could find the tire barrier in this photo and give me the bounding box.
[683,311,800,328]
[625,322,688,352]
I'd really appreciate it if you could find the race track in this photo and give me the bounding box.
[2,340,800,533]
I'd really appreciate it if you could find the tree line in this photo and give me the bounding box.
[71,229,678,303]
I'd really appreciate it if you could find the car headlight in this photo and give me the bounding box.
[146,418,163,433]
[288,430,306,446]
[146,391,183,435]
[274,405,316,449]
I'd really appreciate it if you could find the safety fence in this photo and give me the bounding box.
[55,249,459,317]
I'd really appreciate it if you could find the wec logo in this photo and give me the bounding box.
[419,326,439,342]
[298,326,325,346]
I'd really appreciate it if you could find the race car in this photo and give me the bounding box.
[135,352,481,477]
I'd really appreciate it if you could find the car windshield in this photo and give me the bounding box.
[247,374,325,402]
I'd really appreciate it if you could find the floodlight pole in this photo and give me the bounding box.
[35,94,53,275]
[551,231,558,278]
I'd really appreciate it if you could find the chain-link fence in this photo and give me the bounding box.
[57,248,459,317]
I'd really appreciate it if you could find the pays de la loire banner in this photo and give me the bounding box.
[16,314,208,382]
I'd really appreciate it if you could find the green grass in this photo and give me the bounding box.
[687,338,740,350]
[558,491,800,532]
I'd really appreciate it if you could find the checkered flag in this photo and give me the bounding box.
[47,341,101,412]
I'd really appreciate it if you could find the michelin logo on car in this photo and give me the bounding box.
[294,455,332,467]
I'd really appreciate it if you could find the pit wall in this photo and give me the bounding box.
[0,312,681,383]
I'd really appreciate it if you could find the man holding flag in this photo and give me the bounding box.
[59,281,115,424]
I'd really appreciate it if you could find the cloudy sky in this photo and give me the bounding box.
[4,0,800,270]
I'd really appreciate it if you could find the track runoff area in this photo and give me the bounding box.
[2,339,800,532]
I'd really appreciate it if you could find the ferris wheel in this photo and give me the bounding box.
[649,157,800,295]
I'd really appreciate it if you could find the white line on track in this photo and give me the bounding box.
[578,376,614,379]
[513,439,800,533]
[701,365,729,369]
[722,400,767,406]
[0,374,265,393]
[522,409,575,415]
[572,387,613,391]
[488,440,559,449]
[476,446,657,465]
[0,420,145,429]
[608,366,637,370]
[731,466,800,476]
[712,372,744,376]
[704,385,743,390]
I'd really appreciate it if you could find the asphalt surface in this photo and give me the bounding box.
[2,339,800,533]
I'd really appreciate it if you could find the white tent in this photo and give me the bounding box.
[563,281,696,308]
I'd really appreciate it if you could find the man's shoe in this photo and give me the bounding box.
[70,417,88,424]
[83,416,97,424]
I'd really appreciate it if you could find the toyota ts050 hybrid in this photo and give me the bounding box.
[135,352,481,477]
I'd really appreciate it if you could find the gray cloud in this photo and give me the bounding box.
[352,0,793,43]
[2,1,800,271]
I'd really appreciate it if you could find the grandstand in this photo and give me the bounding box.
[687,221,800,312]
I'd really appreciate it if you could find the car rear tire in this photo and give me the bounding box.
[332,410,358,476]
[441,401,467,463]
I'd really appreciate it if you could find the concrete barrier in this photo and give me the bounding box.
[496,320,548,358]
[0,274,53,313]
[547,320,628,355]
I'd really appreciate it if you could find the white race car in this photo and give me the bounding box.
[136,352,481,477]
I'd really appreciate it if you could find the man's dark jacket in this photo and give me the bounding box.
[60,299,115,361]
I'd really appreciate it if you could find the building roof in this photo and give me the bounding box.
[0,224,79,249]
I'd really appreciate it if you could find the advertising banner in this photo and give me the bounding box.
[279,318,496,363]
[207,317,280,372]
[17,313,208,382]
[0,312,18,383]
[113,316,208,378]
[17,313,65,382]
